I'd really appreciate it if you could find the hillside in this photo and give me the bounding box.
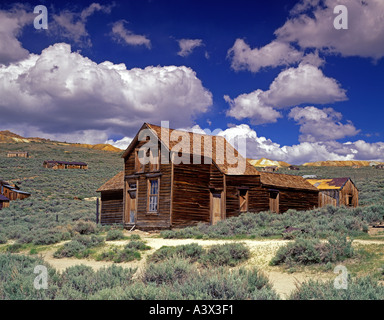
[0,130,122,152]
[248,157,291,168]
[303,160,384,167]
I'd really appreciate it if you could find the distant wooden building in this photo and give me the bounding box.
[306,178,358,208]
[288,165,300,171]
[0,181,31,201]
[0,194,10,210]
[96,172,124,225]
[375,164,384,169]
[43,160,88,170]
[262,166,278,172]
[7,151,29,158]
[100,123,318,230]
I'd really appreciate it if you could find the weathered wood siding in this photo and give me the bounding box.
[318,180,358,208]
[100,191,123,225]
[339,180,358,207]
[171,160,214,227]
[276,188,318,212]
[124,140,171,229]
[225,175,267,218]
[319,190,339,207]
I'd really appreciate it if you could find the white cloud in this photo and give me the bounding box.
[177,39,204,57]
[225,63,347,124]
[217,124,384,164]
[289,106,359,142]
[111,20,151,48]
[276,0,384,60]
[105,136,133,150]
[224,91,282,125]
[52,3,113,46]
[228,39,304,72]
[0,43,212,140]
[0,5,33,65]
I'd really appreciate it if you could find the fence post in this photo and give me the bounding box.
[96,198,99,224]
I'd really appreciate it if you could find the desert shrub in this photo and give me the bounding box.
[200,243,250,267]
[106,229,125,241]
[0,254,59,300]
[0,234,7,244]
[6,243,24,253]
[148,243,204,263]
[143,258,196,285]
[129,234,141,240]
[112,247,141,263]
[53,235,104,258]
[32,229,64,245]
[73,219,96,235]
[125,240,151,251]
[271,236,354,266]
[289,276,384,300]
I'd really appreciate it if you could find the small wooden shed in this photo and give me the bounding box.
[262,166,278,172]
[0,182,31,201]
[96,172,124,225]
[0,194,10,210]
[7,151,29,158]
[43,160,88,170]
[375,165,384,169]
[306,177,358,208]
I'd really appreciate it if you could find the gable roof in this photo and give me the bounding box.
[122,123,259,175]
[259,172,319,191]
[97,171,124,192]
[306,177,353,190]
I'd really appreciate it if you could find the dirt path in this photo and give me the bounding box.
[36,233,384,299]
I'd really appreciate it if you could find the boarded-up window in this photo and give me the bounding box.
[148,179,159,213]
[269,191,279,213]
[211,192,222,225]
[239,189,248,213]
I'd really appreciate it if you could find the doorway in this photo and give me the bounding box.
[211,192,222,225]
[269,190,279,213]
[126,182,137,224]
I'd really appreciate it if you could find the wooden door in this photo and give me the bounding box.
[126,182,137,224]
[211,193,222,225]
[269,191,279,213]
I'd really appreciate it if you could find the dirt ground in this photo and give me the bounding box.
[38,230,341,299]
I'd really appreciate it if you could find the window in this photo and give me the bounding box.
[148,179,159,213]
[135,148,144,172]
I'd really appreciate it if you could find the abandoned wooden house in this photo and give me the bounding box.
[0,194,10,210]
[375,164,384,169]
[7,151,29,158]
[97,123,319,229]
[43,160,88,170]
[96,171,124,225]
[262,166,278,172]
[288,165,300,171]
[306,178,358,208]
[0,181,31,201]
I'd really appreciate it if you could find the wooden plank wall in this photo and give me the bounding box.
[339,180,359,207]
[277,188,318,212]
[124,140,172,229]
[100,191,123,224]
[172,160,214,227]
[225,175,267,218]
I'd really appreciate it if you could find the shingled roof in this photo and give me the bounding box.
[97,171,124,192]
[123,123,259,175]
[306,178,352,190]
[259,172,319,191]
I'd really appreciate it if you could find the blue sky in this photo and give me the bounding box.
[0,0,384,164]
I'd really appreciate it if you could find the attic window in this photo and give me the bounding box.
[135,148,144,173]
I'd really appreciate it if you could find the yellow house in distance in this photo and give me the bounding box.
[306,177,358,208]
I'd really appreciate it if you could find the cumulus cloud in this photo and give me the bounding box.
[217,124,384,164]
[0,5,33,65]
[0,43,212,140]
[111,20,151,48]
[225,63,347,124]
[276,0,384,60]
[228,39,304,72]
[105,136,133,150]
[52,2,113,46]
[177,39,204,57]
[289,106,359,142]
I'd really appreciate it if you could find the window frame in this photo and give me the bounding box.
[147,178,160,214]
